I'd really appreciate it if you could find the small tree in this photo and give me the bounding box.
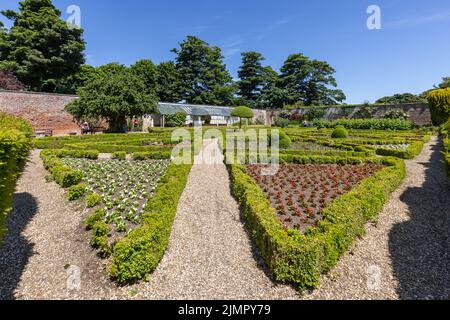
[231,106,254,129]
[427,88,450,125]
[165,112,187,127]
[65,63,157,133]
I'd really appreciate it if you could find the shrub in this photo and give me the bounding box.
[275,118,291,128]
[382,109,409,120]
[427,88,450,125]
[91,221,112,257]
[165,112,187,127]
[231,106,254,129]
[304,108,325,121]
[131,151,172,160]
[85,208,107,230]
[112,151,126,160]
[229,156,405,288]
[68,183,87,201]
[279,130,292,149]
[313,118,414,131]
[110,163,192,283]
[0,113,33,241]
[331,126,349,139]
[86,193,102,208]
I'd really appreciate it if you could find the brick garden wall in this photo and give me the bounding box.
[0,90,79,135]
[276,103,432,126]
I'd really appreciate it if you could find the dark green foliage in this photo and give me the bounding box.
[131,151,172,160]
[237,51,267,107]
[67,183,87,201]
[40,152,83,188]
[156,61,181,102]
[376,93,427,104]
[0,0,85,92]
[0,113,33,241]
[91,221,112,257]
[131,59,158,96]
[280,54,346,106]
[172,36,235,105]
[165,112,187,127]
[110,163,192,283]
[331,126,349,139]
[65,63,158,132]
[229,156,405,288]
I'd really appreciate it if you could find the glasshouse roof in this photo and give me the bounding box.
[157,102,234,117]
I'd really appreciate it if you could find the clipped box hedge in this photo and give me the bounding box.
[229,156,406,288]
[0,113,33,241]
[40,149,99,188]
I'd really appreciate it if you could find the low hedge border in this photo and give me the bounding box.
[375,140,426,159]
[110,162,193,283]
[229,155,406,289]
[40,149,98,188]
[1,113,33,241]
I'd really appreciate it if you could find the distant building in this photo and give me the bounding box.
[144,102,270,128]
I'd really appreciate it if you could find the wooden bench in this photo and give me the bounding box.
[34,129,53,137]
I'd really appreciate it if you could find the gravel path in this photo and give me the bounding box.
[303,137,450,300]
[1,138,448,300]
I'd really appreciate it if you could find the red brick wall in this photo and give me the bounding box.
[0,90,79,135]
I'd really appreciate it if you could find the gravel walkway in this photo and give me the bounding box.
[303,137,450,300]
[1,138,448,300]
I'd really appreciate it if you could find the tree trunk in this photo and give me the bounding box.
[109,115,127,133]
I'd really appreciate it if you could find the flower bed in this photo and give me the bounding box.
[229,155,405,288]
[246,163,385,233]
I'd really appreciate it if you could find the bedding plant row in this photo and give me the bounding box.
[39,133,193,283]
[0,113,33,242]
[229,155,406,289]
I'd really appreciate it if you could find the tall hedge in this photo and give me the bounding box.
[427,88,450,125]
[0,113,33,241]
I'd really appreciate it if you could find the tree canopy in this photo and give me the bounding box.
[65,63,157,132]
[375,93,427,104]
[0,0,86,92]
[172,36,235,105]
[231,106,254,129]
[156,61,181,103]
[237,51,267,107]
[280,53,346,106]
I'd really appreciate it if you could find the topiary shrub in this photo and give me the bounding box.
[112,151,126,160]
[331,126,349,139]
[231,106,254,129]
[427,88,450,125]
[67,183,87,201]
[86,193,102,208]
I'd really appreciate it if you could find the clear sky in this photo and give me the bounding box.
[1,0,450,103]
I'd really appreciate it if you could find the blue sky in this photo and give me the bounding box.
[1,0,450,103]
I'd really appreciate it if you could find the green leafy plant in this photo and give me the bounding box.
[331,126,349,139]
[86,193,102,208]
[427,88,450,125]
[68,184,87,201]
[231,106,254,129]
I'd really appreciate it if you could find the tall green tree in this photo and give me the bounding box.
[0,0,85,92]
[437,77,450,89]
[131,59,158,97]
[237,51,267,107]
[280,53,345,106]
[257,66,286,109]
[172,36,235,105]
[156,61,181,102]
[65,63,157,132]
[56,65,96,94]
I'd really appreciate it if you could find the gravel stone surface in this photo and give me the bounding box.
[1,138,448,300]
